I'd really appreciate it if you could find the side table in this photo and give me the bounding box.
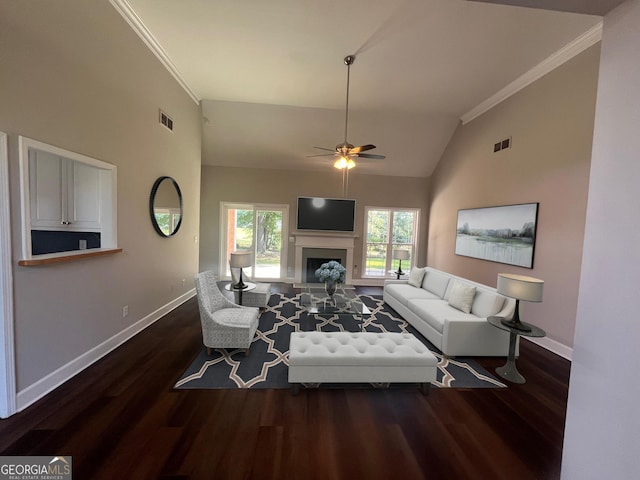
[387,270,409,280]
[487,316,546,384]
[224,282,256,306]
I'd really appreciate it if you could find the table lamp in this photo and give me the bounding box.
[230,251,252,290]
[496,273,544,332]
[393,249,410,278]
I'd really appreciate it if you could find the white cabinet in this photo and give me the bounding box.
[29,149,101,231]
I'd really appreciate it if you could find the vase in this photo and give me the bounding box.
[325,280,337,298]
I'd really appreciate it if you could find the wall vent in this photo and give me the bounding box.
[493,136,511,153]
[159,110,174,131]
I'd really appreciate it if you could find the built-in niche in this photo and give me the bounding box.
[18,137,117,261]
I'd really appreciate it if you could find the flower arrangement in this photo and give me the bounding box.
[315,260,346,284]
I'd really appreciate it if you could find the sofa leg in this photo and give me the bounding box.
[206,346,212,355]
[421,383,431,396]
[244,348,250,356]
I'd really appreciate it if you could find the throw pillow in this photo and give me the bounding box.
[408,267,426,288]
[448,281,477,314]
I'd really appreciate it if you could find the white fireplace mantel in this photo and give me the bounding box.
[293,231,358,284]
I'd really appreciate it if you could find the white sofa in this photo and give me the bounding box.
[383,267,517,357]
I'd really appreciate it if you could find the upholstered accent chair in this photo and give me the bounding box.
[194,271,260,355]
[230,266,272,309]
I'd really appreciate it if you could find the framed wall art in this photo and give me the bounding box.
[455,203,539,268]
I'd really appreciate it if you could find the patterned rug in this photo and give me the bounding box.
[175,293,506,390]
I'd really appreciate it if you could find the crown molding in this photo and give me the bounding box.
[109,0,200,105]
[461,21,603,125]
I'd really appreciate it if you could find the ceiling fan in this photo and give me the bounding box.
[308,55,386,170]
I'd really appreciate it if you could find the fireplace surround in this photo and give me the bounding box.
[293,232,356,284]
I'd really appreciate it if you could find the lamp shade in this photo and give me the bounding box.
[393,249,410,261]
[497,273,544,302]
[230,251,252,268]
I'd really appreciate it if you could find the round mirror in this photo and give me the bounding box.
[150,176,183,237]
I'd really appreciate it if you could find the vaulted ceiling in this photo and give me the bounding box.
[117,0,615,177]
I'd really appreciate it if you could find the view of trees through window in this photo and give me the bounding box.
[364,208,419,276]
[226,204,285,279]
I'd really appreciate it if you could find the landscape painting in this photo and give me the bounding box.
[455,203,539,268]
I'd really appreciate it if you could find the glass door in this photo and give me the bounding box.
[222,203,287,280]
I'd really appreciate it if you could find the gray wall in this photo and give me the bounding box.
[427,45,600,350]
[562,1,640,477]
[0,2,201,394]
[199,166,430,280]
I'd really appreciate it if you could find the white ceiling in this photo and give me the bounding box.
[120,0,605,177]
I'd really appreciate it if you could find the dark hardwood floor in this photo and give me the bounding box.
[0,284,571,479]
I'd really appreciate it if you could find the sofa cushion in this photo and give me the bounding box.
[421,269,450,298]
[471,289,506,318]
[407,267,426,287]
[407,299,477,334]
[447,281,477,314]
[385,283,440,306]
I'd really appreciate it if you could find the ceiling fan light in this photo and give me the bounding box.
[346,158,356,169]
[334,156,348,169]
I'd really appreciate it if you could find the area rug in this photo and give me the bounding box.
[175,293,506,390]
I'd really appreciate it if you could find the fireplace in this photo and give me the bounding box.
[305,257,343,283]
[293,232,356,284]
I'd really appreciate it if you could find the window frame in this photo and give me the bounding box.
[361,206,420,278]
[219,202,289,281]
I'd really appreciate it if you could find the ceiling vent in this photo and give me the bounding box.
[159,110,174,131]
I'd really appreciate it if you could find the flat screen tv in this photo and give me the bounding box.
[296,197,356,232]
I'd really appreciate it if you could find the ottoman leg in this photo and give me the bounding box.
[292,384,300,396]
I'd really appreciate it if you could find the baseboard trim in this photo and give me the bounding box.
[523,336,573,361]
[16,289,196,413]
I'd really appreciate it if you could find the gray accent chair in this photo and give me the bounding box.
[230,266,272,309]
[194,271,260,355]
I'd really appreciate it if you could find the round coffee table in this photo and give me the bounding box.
[487,316,546,384]
[224,282,256,305]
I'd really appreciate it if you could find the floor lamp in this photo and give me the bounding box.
[393,249,410,279]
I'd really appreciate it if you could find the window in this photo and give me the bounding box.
[363,207,419,277]
[221,203,288,280]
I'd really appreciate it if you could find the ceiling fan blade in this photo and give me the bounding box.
[306,153,336,158]
[358,153,386,160]
[313,146,337,152]
[350,144,376,154]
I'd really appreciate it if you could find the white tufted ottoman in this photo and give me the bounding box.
[288,331,438,395]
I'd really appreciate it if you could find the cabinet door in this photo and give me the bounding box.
[29,151,101,231]
[29,150,65,229]
[68,160,101,230]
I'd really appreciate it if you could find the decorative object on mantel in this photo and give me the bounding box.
[496,273,544,332]
[455,203,539,268]
[315,260,346,299]
[392,249,410,279]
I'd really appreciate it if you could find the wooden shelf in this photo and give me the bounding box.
[18,248,123,266]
